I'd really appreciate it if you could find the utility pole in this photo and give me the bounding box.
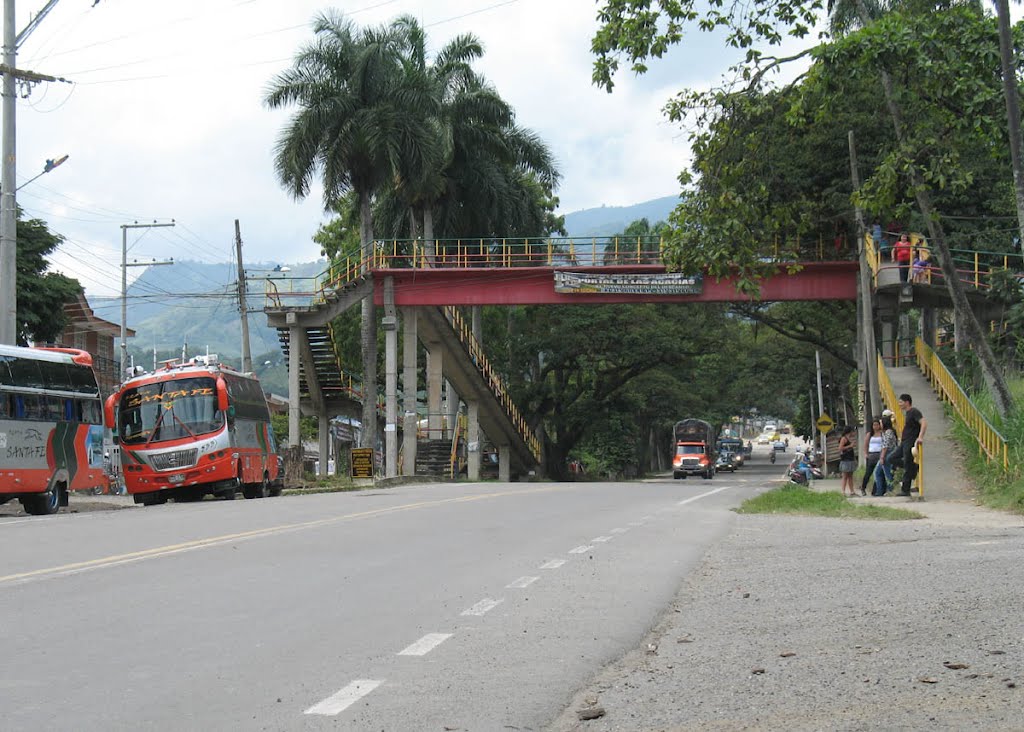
[0,0,79,345]
[815,350,827,461]
[235,219,252,373]
[121,221,174,382]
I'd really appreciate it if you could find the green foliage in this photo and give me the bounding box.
[736,482,922,518]
[17,214,81,345]
[271,412,318,445]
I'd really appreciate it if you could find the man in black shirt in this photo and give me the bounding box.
[897,393,927,495]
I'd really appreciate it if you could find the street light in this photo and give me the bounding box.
[15,154,68,192]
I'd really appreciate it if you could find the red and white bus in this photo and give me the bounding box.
[0,345,108,515]
[105,355,281,505]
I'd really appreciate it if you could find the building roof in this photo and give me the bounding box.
[63,291,134,338]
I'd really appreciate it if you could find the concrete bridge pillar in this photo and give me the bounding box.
[383,277,398,479]
[401,306,418,477]
[318,413,329,477]
[288,323,300,448]
[498,442,511,482]
[467,400,480,480]
[427,346,444,439]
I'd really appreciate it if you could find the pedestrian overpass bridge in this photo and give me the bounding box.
[262,235,1007,482]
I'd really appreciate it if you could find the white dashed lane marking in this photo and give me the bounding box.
[397,633,452,656]
[540,559,566,569]
[506,576,539,588]
[676,486,730,506]
[461,598,504,616]
[610,527,628,534]
[305,679,383,716]
[568,545,593,554]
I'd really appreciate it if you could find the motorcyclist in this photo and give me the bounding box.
[794,451,815,484]
[769,447,776,464]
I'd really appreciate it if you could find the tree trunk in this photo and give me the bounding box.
[995,0,1024,253]
[423,206,436,266]
[359,190,378,448]
[875,65,1013,416]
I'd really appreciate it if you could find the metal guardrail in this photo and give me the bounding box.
[863,233,1021,290]
[915,337,1010,471]
[264,235,863,310]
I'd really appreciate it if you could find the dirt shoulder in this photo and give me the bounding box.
[546,496,1024,731]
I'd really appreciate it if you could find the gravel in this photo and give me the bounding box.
[546,500,1024,731]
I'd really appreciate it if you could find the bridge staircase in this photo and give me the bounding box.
[416,305,541,476]
[263,266,540,477]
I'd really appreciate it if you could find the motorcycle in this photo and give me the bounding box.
[769,449,776,464]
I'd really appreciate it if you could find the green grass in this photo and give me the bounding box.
[735,483,923,519]
[949,375,1024,514]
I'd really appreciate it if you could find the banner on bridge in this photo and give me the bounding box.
[554,271,703,295]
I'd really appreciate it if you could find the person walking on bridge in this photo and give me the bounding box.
[896,393,927,496]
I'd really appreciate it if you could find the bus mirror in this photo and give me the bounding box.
[227,405,236,421]
[104,394,117,429]
[216,378,229,412]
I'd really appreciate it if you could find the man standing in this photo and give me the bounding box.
[897,393,927,496]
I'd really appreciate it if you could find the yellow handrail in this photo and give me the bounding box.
[915,337,1009,471]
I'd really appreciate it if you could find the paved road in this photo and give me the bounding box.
[547,447,1024,732]
[0,466,772,731]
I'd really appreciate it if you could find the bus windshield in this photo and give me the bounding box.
[119,377,222,445]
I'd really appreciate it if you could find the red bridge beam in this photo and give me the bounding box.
[372,262,859,306]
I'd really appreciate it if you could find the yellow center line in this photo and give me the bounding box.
[0,484,566,586]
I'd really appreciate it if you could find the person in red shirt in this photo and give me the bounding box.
[891,232,912,283]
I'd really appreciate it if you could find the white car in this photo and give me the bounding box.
[757,435,770,445]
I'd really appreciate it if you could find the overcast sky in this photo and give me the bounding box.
[13,0,737,308]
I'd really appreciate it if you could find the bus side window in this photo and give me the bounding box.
[45,396,63,420]
[81,399,101,425]
[14,394,25,418]
[0,393,8,418]
[64,398,75,421]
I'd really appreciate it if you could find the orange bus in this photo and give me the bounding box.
[105,355,280,505]
[0,345,108,515]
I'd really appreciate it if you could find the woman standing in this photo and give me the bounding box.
[891,233,913,284]
[874,412,899,495]
[860,418,883,496]
[838,426,857,497]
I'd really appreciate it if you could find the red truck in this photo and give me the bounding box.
[672,419,716,480]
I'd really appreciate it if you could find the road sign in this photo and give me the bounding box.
[350,447,375,479]
[815,414,835,433]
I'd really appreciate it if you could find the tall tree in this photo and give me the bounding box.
[17,214,80,345]
[591,0,1018,416]
[265,12,440,445]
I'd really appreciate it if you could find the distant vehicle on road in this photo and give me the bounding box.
[672,419,716,480]
[772,440,786,451]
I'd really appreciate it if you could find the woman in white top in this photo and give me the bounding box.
[860,418,884,496]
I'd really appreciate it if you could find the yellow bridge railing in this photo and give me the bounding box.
[444,306,542,464]
[915,337,1009,471]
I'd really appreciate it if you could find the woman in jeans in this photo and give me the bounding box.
[874,412,898,495]
[861,418,883,496]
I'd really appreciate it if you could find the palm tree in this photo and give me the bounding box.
[264,11,440,446]
[375,17,561,251]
